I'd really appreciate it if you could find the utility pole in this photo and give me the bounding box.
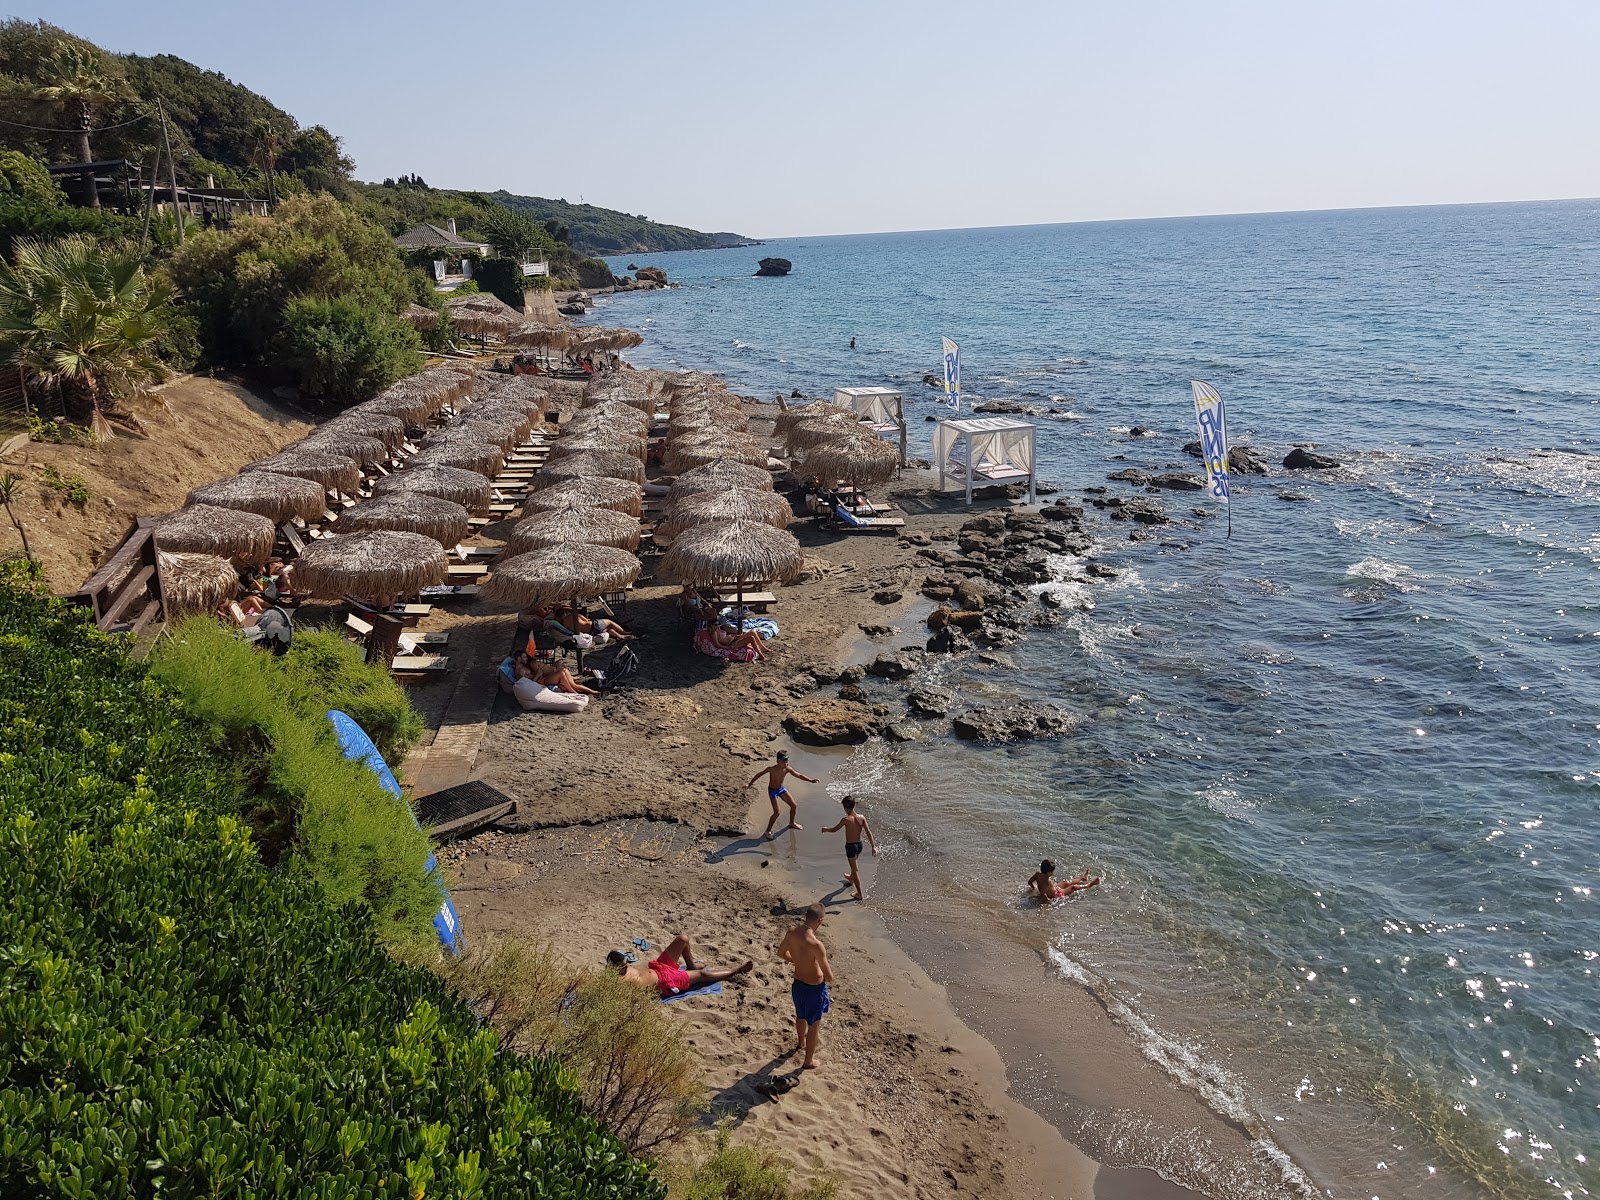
[140,146,158,246]
[156,99,183,245]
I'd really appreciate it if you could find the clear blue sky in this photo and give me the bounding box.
[27,0,1600,237]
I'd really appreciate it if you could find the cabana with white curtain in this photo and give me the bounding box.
[833,386,906,466]
[932,417,1037,505]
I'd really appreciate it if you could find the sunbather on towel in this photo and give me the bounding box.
[608,934,753,997]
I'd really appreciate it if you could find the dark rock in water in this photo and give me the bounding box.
[1229,445,1269,474]
[1278,492,1314,502]
[858,623,893,637]
[626,263,638,271]
[1082,485,1107,494]
[884,722,921,743]
[907,686,955,717]
[924,414,939,422]
[1031,609,1064,629]
[1112,497,1167,525]
[1152,472,1206,491]
[952,704,1078,743]
[558,302,587,316]
[1040,590,1064,608]
[1108,468,1151,485]
[926,606,951,630]
[1087,562,1120,579]
[926,626,974,654]
[791,388,805,398]
[837,664,866,684]
[783,699,878,745]
[923,372,943,388]
[755,257,792,277]
[1035,481,1058,495]
[635,266,668,285]
[1129,425,1152,437]
[1283,447,1340,470]
[866,649,924,680]
[838,684,867,702]
[1041,502,1084,523]
[973,399,1036,415]
[872,588,903,605]
[1183,439,1203,458]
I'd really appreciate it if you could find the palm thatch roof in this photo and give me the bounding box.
[333,493,472,545]
[502,507,642,556]
[774,400,853,437]
[669,410,747,439]
[467,393,546,421]
[548,431,647,460]
[242,448,361,493]
[524,477,642,518]
[446,293,525,339]
[668,459,774,498]
[149,504,276,564]
[356,391,434,427]
[484,544,642,607]
[797,431,900,488]
[402,303,441,331]
[316,411,408,452]
[657,488,793,539]
[504,321,571,349]
[665,372,724,396]
[292,530,448,599]
[665,438,768,474]
[372,465,493,509]
[570,326,644,352]
[298,429,390,466]
[662,521,803,587]
[157,550,242,618]
[569,400,650,431]
[533,451,646,485]
[454,408,539,451]
[187,472,327,524]
[406,440,504,477]
[785,412,867,452]
[474,373,546,402]
[582,379,655,411]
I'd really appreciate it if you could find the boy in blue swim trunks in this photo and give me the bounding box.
[777,903,832,1069]
[749,750,818,839]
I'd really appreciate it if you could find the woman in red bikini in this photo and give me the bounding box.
[608,934,753,997]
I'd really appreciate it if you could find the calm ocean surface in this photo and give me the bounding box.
[595,202,1599,1200]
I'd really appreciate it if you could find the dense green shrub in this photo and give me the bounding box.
[277,295,422,403]
[147,617,437,944]
[665,1125,835,1200]
[0,580,661,1199]
[282,627,426,762]
[0,149,62,206]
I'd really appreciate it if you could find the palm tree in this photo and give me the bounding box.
[0,235,175,441]
[249,118,288,206]
[17,42,134,209]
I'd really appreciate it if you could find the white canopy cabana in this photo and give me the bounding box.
[932,417,1037,505]
[834,386,906,466]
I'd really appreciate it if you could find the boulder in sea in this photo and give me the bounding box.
[952,704,1079,743]
[1284,447,1340,470]
[866,649,925,680]
[872,588,903,605]
[1229,446,1270,475]
[923,372,944,388]
[782,699,879,745]
[907,686,956,717]
[755,257,792,277]
[1152,472,1206,491]
[926,625,974,654]
[635,266,668,285]
[883,722,922,743]
[1108,468,1151,485]
[973,399,1036,415]
[1183,439,1203,458]
[1112,497,1167,525]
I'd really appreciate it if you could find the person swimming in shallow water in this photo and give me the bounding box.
[1028,859,1100,902]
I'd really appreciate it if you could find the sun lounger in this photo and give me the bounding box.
[829,506,906,533]
[446,563,489,579]
[453,543,499,560]
[488,503,516,515]
[420,584,479,599]
[391,654,450,673]
[279,523,307,556]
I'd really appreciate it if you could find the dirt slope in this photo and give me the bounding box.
[0,375,312,591]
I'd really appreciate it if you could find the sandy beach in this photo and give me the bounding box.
[406,376,1304,1200]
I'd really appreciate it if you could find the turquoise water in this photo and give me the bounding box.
[595,202,1600,1199]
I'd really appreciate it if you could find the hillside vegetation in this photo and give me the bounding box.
[488,191,753,255]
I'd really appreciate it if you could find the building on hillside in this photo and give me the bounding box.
[393,219,495,289]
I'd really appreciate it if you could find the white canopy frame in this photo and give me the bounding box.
[834,386,907,466]
[932,417,1037,505]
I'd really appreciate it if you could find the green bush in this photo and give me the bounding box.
[575,257,617,289]
[277,295,422,403]
[282,627,426,762]
[0,150,62,207]
[0,200,143,261]
[665,1124,835,1200]
[147,617,436,944]
[0,580,661,1199]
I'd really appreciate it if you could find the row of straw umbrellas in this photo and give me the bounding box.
[406,292,645,356]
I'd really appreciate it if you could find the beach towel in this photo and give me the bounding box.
[718,609,780,640]
[660,981,723,1004]
[694,626,758,662]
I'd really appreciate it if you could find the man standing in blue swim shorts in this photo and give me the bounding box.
[749,750,818,840]
[778,903,832,1069]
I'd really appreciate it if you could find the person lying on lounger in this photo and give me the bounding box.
[535,661,599,696]
[1028,859,1100,902]
[608,934,753,998]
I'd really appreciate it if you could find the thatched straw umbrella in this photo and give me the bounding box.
[785,413,866,453]
[662,522,803,600]
[467,394,546,421]
[402,303,441,331]
[293,530,448,600]
[548,431,647,461]
[317,411,408,453]
[571,326,645,352]
[502,507,642,556]
[298,429,390,466]
[525,477,642,518]
[372,465,493,509]
[447,293,525,340]
[157,550,242,618]
[669,459,774,498]
[665,372,723,397]
[505,321,571,349]
[150,504,276,565]
[242,448,361,493]
[666,438,768,474]
[484,544,642,607]
[187,472,327,524]
[334,493,471,545]
[533,450,646,486]
[657,488,793,539]
[669,412,747,440]
[585,372,650,399]
[406,441,504,477]
[356,391,434,427]
[799,431,900,489]
[569,401,650,432]
[774,401,853,438]
[455,408,539,451]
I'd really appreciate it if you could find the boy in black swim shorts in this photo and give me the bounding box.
[823,795,878,901]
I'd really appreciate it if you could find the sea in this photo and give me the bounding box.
[591,201,1600,1200]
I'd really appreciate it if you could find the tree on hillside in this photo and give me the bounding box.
[480,206,552,260]
[4,41,135,207]
[0,234,175,439]
[248,117,288,205]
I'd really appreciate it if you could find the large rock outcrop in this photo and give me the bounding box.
[1284,447,1340,470]
[952,704,1079,743]
[783,699,879,745]
[755,257,792,277]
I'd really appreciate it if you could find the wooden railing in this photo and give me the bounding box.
[65,517,167,643]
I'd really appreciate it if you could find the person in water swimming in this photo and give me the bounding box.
[1028,859,1100,902]
[608,934,753,997]
[750,750,817,838]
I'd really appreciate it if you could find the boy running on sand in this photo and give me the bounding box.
[777,903,832,1069]
[749,750,817,839]
[822,795,878,901]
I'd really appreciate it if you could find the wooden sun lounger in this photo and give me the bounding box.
[835,515,906,532]
[279,524,307,556]
[447,563,488,579]
[488,503,516,515]
[453,544,499,560]
[391,654,450,673]
[420,584,480,599]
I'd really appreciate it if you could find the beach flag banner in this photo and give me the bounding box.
[1190,379,1232,537]
[942,337,961,410]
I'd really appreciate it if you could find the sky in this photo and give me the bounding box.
[24,0,1600,238]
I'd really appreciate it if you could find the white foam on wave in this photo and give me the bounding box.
[1345,556,1423,593]
[824,740,899,803]
[1044,944,1319,1199]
